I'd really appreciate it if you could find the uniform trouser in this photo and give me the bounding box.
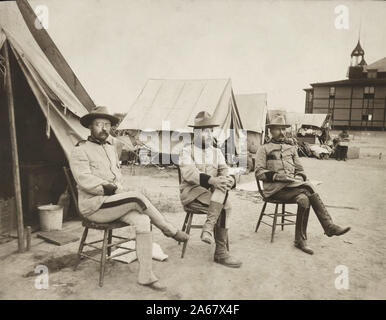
[84,192,179,285]
[270,185,314,209]
[269,184,336,236]
[86,191,178,236]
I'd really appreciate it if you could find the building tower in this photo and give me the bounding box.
[348,40,367,78]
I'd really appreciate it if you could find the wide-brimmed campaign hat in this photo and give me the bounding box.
[266,114,291,128]
[188,111,220,128]
[80,106,120,128]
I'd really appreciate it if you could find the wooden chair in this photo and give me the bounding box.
[177,166,229,258]
[254,177,298,243]
[63,167,136,287]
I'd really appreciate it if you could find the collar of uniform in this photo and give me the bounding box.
[87,135,112,145]
[270,137,295,145]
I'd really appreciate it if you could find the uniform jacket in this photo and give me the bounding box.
[69,135,123,216]
[179,143,233,206]
[255,139,306,198]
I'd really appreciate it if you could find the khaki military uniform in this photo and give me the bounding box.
[69,136,125,216]
[255,140,309,198]
[179,143,234,227]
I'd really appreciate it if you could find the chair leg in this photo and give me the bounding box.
[179,212,190,245]
[99,230,109,287]
[271,204,279,243]
[181,213,193,258]
[107,230,113,257]
[255,202,267,232]
[281,203,285,231]
[74,227,88,271]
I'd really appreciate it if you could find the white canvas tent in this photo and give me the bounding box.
[0,2,90,158]
[286,112,328,129]
[118,78,244,158]
[0,1,97,246]
[235,93,267,153]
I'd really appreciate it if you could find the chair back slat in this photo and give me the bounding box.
[255,176,267,201]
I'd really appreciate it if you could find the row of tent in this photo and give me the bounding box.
[0,1,327,241]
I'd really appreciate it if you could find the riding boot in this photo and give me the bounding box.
[302,207,310,240]
[309,193,351,237]
[213,226,242,268]
[136,232,166,291]
[201,201,223,244]
[294,206,314,255]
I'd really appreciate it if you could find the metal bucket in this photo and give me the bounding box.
[38,204,63,231]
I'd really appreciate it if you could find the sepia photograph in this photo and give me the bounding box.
[0,0,385,306]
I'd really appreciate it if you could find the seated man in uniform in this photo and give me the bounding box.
[179,111,242,268]
[69,106,189,291]
[255,114,351,255]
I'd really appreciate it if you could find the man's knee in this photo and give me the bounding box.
[296,194,310,208]
[124,211,151,233]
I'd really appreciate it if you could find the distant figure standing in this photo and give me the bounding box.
[336,129,350,161]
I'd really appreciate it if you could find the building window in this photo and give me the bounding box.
[368,70,377,79]
[308,92,313,102]
[362,114,372,121]
[329,87,335,98]
[364,86,375,98]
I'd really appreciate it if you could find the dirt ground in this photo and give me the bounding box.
[1,136,386,300]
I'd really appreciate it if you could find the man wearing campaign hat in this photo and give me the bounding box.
[179,111,242,268]
[69,106,189,291]
[255,114,351,255]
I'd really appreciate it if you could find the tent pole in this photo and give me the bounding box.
[3,40,25,253]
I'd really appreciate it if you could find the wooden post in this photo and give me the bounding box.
[3,40,25,253]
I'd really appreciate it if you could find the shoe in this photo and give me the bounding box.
[214,256,242,268]
[172,230,189,243]
[325,225,351,237]
[141,280,167,292]
[294,239,314,255]
[201,230,214,244]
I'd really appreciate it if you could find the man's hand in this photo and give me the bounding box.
[273,173,295,182]
[209,176,230,192]
[224,176,235,190]
[102,183,117,195]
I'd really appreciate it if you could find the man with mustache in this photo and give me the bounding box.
[255,114,350,255]
[179,111,242,268]
[69,106,189,291]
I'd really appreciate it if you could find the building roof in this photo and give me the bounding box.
[351,40,365,57]
[364,57,386,72]
[310,78,386,87]
[235,93,267,133]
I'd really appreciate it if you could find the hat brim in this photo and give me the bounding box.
[80,113,120,128]
[188,124,220,128]
[267,124,291,128]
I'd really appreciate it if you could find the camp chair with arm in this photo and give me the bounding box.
[63,166,137,287]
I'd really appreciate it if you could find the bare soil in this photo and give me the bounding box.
[0,145,385,300]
